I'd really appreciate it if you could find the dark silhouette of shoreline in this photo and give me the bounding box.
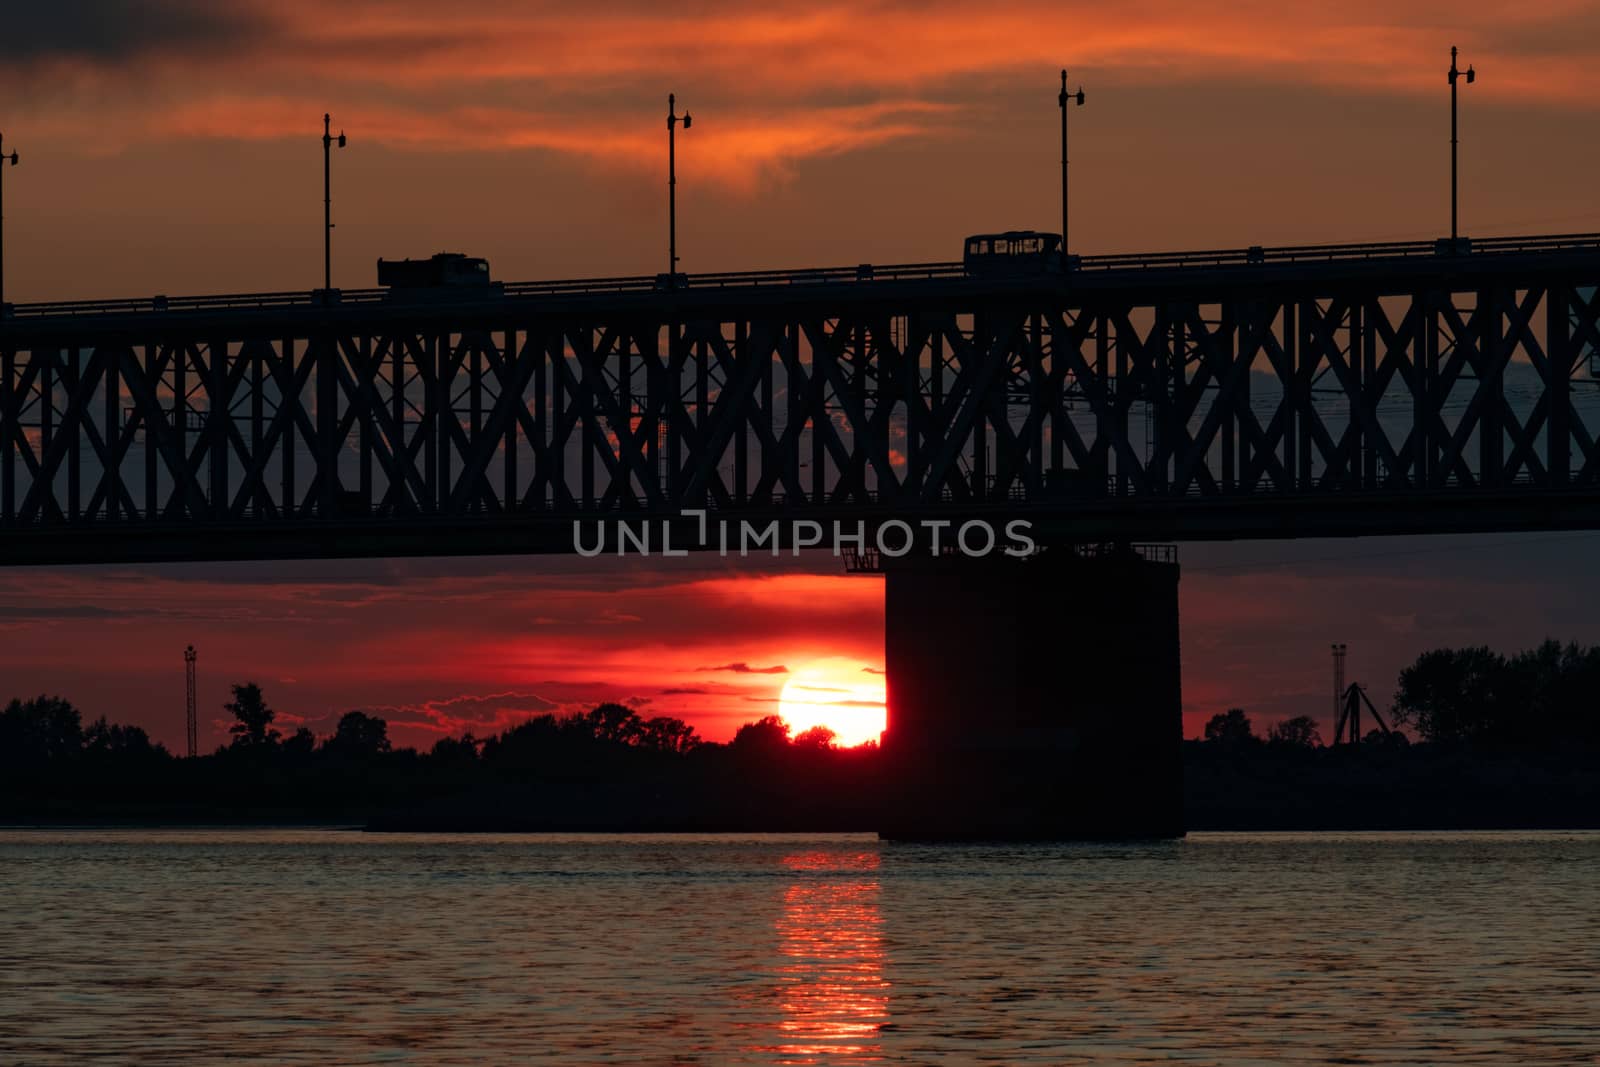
[4,640,1599,833]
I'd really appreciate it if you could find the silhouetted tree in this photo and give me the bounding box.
[1203,708,1256,747]
[1390,640,1600,749]
[282,727,317,758]
[480,714,564,771]
[731,715,791,758]
[1268,715,1322,749]
[0,696,85,765]
[1507,640,1600,748]
[1363,726,1408,748]
[82,717,160,757]
[584,702,644,745]
[1391,646,1511,745]
[639,716,699,754]
[793,725,837,750]
[324,711,391,757]
[430,733,480,764]
[225,683,280,748]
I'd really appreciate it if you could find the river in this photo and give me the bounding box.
[2,830,1596,1064]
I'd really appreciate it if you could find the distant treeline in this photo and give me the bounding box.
[0,684,881,828]
[1389,640,1600,748]
[1198,639,1600,752]
[1184,640,1600,829]
[3,640,1597,828]
[0,682,862,770]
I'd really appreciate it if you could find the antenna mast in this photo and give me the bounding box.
[184,645,197,758]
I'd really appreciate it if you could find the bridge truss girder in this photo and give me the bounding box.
[3,265,1600,564]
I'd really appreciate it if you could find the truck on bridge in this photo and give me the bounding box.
[377,252,497,290]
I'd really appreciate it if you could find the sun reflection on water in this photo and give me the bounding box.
[771,849,889,1065]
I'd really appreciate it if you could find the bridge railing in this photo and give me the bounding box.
[1,263,971,319]
[1072,232,1600,272]
[5,288,388,318]
[8,233,1600,321]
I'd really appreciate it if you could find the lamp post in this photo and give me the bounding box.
[1058,71,1085,258]
[1448,46,1475,242]
[322,113,347,291]
[667,93,692,280]
[0,132,18,307]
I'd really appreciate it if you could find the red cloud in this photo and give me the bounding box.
[9,1,1600,190]
[697,662,789,675]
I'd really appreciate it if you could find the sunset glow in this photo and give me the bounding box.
[5,3,1600,754]
[777,659,888,748]
[3,2,1596,1058]
[775,850,887,1058]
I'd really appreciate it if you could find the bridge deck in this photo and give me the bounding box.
[3,231,1600,565]
[6,232,1600,325]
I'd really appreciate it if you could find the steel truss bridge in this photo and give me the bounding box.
[3,233,1600,565]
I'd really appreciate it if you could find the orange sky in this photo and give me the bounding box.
[5,3,1600,749]
[4,534,1598,751]
[6,2,1600,299]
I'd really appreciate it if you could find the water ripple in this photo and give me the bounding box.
[0,830,1597,1063]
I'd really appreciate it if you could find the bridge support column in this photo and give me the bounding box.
[879,547,1182,839]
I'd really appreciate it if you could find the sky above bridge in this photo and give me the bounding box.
[9,0,1600,299]
[5,1,1600,750]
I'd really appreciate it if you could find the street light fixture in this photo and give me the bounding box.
[0,132,18,308]
[1058,70,1085,259]
[1448,46,1475,243]
[667,93,692,282]
[323,113,347,291]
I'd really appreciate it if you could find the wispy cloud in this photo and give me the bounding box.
[348,690,564,737]
[10,1,1600,187]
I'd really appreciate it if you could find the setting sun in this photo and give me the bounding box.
[777,658,888,748]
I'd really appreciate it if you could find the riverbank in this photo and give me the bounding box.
[5,743,1597,832]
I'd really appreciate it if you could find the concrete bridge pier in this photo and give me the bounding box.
[878,546,1183,840]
